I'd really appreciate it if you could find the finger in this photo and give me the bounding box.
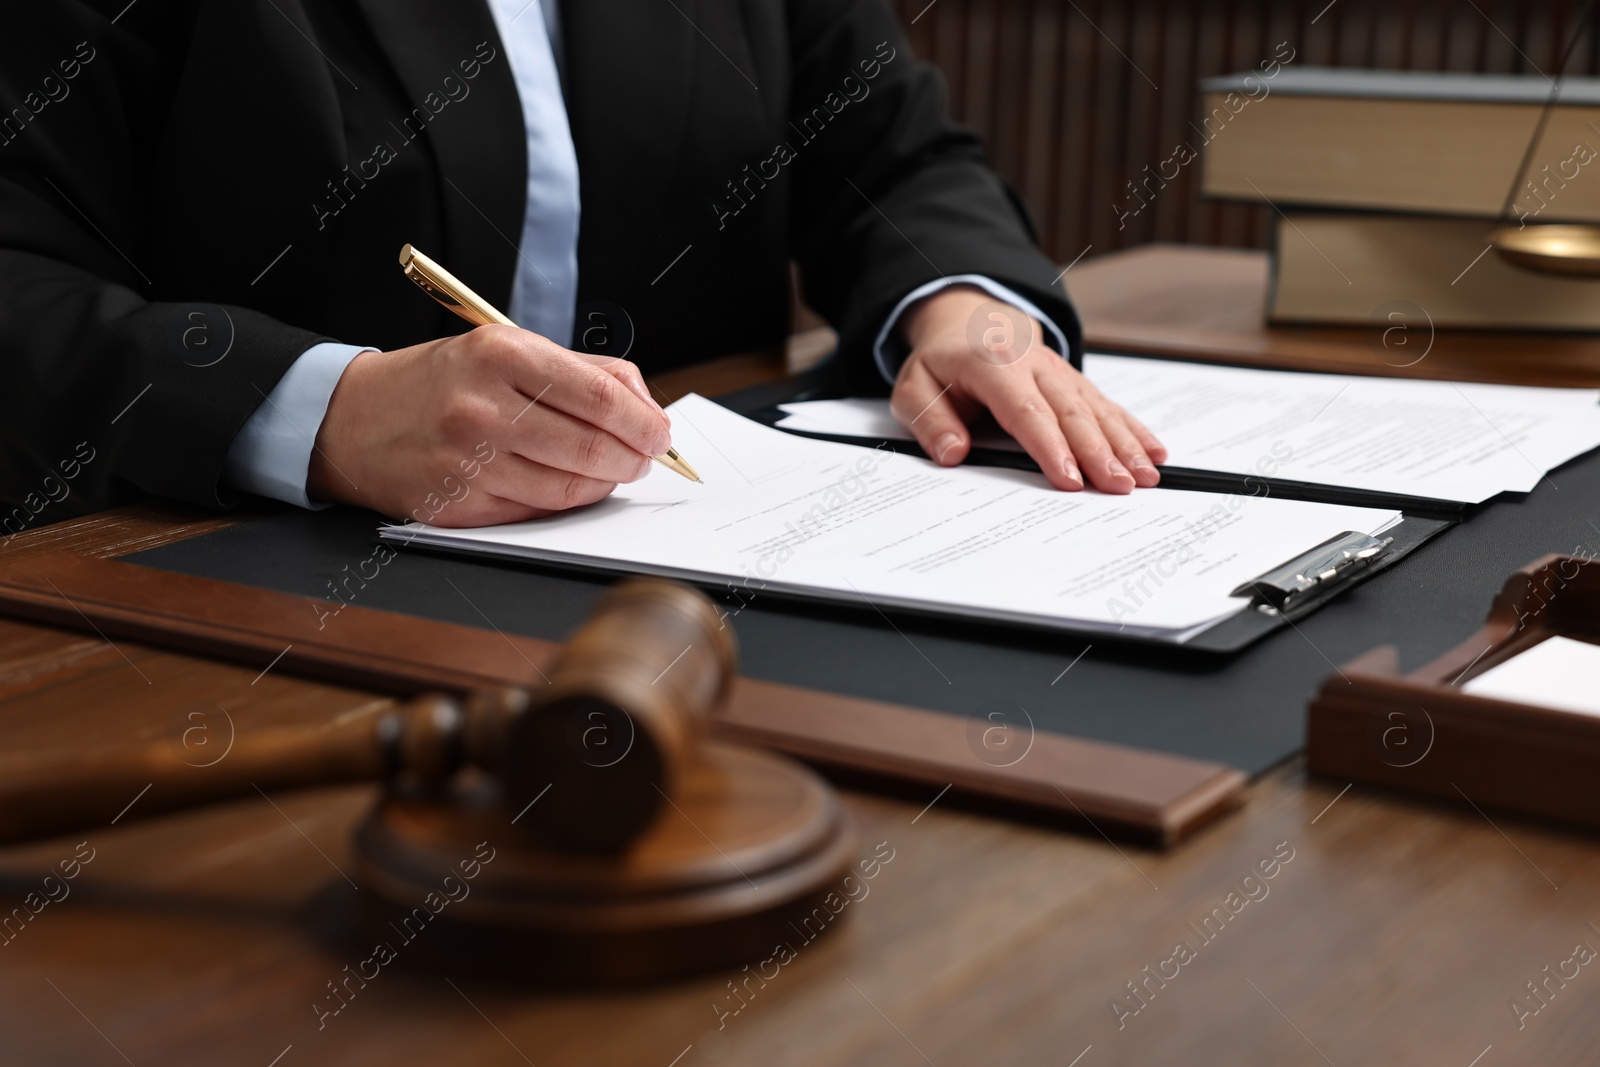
[889,360,969,466]
[1040,380,1136,493]
[572,352,666,421]
[1065,373,1161,483]
[1093,406,1160,488]
[965,371,1083,491]
[498,335,671,457]
[1122,409,1168,465]
[506,402,654,484]
[480,449,620,513]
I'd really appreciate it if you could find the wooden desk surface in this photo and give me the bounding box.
[1070,244,1600,387]
[3,252,1598,1066]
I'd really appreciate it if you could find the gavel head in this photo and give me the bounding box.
[360,579,854,983]
[498,579,737,853]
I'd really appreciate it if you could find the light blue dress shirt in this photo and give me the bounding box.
[487,0,580,342]
[224,2,1067,508]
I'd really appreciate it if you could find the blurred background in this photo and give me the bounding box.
[886,0,1596,259]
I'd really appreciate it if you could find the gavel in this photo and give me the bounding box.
[0,579,736,853]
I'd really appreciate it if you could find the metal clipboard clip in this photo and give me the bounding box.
[1230,530,1395,615]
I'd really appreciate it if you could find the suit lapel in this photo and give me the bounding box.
[559,0,699,283]
[349,0,526,309]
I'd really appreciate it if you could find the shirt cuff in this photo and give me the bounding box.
[223,341,371,509]
[872,274,1072,384]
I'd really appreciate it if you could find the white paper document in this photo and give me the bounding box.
[384,395,1401,640]
[1462,636,1600,716]
[774,355,1600,505]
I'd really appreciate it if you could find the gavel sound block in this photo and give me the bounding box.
[0,579,858,983]
[1307,554,1600,832]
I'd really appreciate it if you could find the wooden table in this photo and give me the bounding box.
[1069,243,1600,387]
[3,248,1599,1067]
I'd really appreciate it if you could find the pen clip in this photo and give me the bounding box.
[1231,530,1394,613]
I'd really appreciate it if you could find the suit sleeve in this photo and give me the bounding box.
[784,0,1082,391]
[0,4,328,519]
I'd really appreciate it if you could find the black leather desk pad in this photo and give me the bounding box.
[127,439,1600,776]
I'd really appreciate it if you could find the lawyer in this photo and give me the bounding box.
[0,0,1164,527]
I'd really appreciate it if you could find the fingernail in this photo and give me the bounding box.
[1062,459,1082,488]
[1132,457,1159,485]
[650,430,672,455]
[934,432,961,463]
[1107,458,1133,482]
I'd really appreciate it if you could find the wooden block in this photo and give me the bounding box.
[1307,554,1600,826]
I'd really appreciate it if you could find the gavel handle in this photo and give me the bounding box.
[0,693,470,845]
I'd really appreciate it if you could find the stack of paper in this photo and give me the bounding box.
[774,355,1600,505]
[1462,636,1600,717]
[385,394,1401,641]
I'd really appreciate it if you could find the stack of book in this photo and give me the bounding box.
[1199,67,1600,330]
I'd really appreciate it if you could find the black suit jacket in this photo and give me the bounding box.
[0,0,1078,521]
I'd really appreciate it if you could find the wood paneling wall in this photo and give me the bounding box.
[888,0,1596,261]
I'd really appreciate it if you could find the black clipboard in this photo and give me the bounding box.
[700,371,1457,653]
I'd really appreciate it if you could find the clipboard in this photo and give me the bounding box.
[393,512,1449,653]
[1179,520,1450,652]
[708,376,1455,653]
[1306,553,1600,829]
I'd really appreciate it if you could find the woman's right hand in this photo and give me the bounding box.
[307,325,672,527]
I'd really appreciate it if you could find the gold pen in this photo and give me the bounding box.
[398,243,701,484]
